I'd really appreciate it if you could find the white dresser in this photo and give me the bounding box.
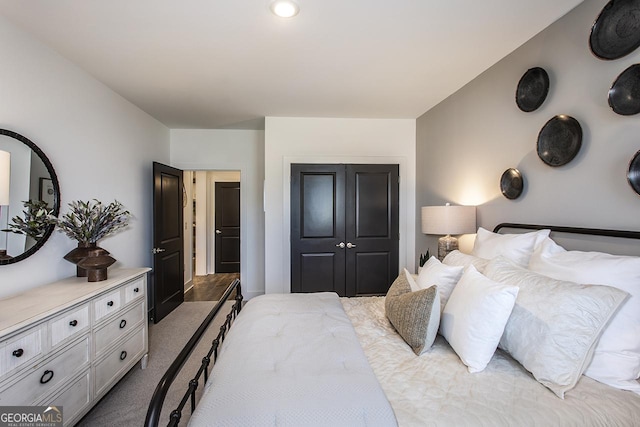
[0,268,150,426]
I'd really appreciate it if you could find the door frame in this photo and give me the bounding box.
[186,170,242,281]
[282,155,415,294]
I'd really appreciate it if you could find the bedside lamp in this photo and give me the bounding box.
[421,203,476,261]
[0,150,10,260]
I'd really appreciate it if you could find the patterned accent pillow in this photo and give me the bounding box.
[528,238,640,394]
[385,273,440,355]
[485,256,629,398]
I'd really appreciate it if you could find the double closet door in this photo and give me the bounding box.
[291,164,399,297]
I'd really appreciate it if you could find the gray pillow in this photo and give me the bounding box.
[385,273,440,355]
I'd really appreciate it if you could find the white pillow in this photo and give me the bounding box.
[442,250,490,274]
[416,256,464,312]
[529,238,640,394]
[485,256,628,398]
[439,265,518,373]
[472,227,550,267]
[404,268,421,292]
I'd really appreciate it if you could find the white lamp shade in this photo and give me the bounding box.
[0,150,10,206]
[421,205,476,235]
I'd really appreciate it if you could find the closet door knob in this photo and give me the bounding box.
[336,242,345,249]
[346,242,357,249]
[69,320,78,327]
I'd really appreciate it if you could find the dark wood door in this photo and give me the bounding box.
[291,164,346,295]
[291,164,398,296]
[152,162,184,323]
[215,181,240,273]
[345,164,399,296]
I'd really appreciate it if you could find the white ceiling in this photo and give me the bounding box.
[0,0,583,129]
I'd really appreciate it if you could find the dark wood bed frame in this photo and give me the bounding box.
[494,222,640,240]
[144,223,640,427]
[145,279,243,427]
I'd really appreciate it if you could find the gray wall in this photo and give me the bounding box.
[0,15,170,298]
[416,0,640,259]
[170,129,265,299]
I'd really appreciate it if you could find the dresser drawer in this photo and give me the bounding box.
[49,304,90,349]
[94,301,144,356]
[94,326,145,397]
[124,277,145,305]
[39,372,91,427]
[0,326,43,379]
[93,289,122,323]
[0,336,89,405]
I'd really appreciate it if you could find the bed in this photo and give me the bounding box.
[145,223,640,427]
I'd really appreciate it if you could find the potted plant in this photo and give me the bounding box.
[418,249,430,273]
[2,199,54,240]
[50,199,130,281]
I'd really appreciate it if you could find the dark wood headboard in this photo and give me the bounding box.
[493,223,640,256]
[493,223,640,240]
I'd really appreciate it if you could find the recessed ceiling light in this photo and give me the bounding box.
[270,0,299,18]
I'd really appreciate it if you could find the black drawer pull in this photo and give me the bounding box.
[107,301,114,307]
[119,319,127,329]
[120,351,127,361]
[40,370,54,384]
[134,287,139,293]
[69,320,78,327]
[12,349,24,358]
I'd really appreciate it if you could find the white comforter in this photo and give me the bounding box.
[342,296,640,427]
[188,292,397,427]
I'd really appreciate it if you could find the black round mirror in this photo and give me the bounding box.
[0,129,60,264]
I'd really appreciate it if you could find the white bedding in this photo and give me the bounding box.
[342,296,640,427]
[188,292,397,427]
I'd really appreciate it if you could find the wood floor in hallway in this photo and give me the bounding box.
[184,273,240,301]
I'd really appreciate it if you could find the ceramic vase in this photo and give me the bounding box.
[76,246,116,282]
[64,242,97,277]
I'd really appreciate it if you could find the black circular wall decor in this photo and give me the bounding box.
[590,0,640,60]
[629,150,640,195]
[500,168,524,200]
[516,67,550,112]
[609,64,640,115]
[536,115,583,167]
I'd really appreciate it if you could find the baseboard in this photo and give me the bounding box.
[243,291,264,301]
[184,281,193,294]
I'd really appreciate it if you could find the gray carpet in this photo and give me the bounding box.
[77,301,232,427]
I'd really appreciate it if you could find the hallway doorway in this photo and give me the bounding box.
[183,170,241,300]
[184,272,240,301]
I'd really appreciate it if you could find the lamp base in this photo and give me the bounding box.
[437,235,458,261]
[0,249,13,261]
